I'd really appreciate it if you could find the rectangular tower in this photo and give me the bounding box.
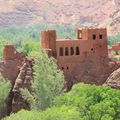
[41,30,57,57]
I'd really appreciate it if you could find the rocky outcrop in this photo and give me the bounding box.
[105,67,120,89]
[0,45,34,116]
[11,58,34,113]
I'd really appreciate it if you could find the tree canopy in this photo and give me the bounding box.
[32,50,64,111]
[0,74,11,107]
[4,83,120,120]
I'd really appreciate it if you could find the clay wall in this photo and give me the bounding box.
[56,39,94,64]
[41,30,56,57]
[0,45,25,84]
[3,45,16,60]
[3,45,25,61]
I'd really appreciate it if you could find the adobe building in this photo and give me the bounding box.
[41,28,120,90]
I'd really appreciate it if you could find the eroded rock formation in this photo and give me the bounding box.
[105,65,120,89]
[12,58,34,113]
[0,45,34,116]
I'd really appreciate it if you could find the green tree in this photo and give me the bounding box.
[0,74,11,106]
[21,40,40,56]
[54,83,120,120]
[0,74,11,119]
[4,106,80,120]
[32,50,64,111]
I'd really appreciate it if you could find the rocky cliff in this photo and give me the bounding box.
[105,66,120,89]
[0,0,120,34]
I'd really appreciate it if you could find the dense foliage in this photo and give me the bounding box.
[32,50,64,111]
[54,83,120,120]
[4,106,80,120]
[108,34,120,45]
[0,74,11,107]
[4,83,120,120]
[20,40,40,56]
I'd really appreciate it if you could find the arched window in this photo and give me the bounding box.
[76,47,80,55]
[60,47,63,56]
[65,47,69,56]
[70,47,74,55]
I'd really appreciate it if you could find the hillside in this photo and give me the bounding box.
[0,0,120,34]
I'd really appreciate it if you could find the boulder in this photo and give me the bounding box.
[105,68,120,89]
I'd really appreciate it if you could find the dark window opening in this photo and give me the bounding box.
[70,47,74,55]
[60,47,63,56]
[91,48,94,51]
[76,47,80,55]
[62,67,64,70]
[99,35,103,39]
[65,47,69,56]
[93,34,96,40]
[67,67,69,70]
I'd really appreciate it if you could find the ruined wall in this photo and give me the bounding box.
[0,45,25,84]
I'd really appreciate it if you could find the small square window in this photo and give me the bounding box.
[99,35,103,39]
[93,34,96,40]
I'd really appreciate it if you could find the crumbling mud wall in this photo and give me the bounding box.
[0,45,25,85]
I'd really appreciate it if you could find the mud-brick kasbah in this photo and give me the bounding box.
[0,27,120,117]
